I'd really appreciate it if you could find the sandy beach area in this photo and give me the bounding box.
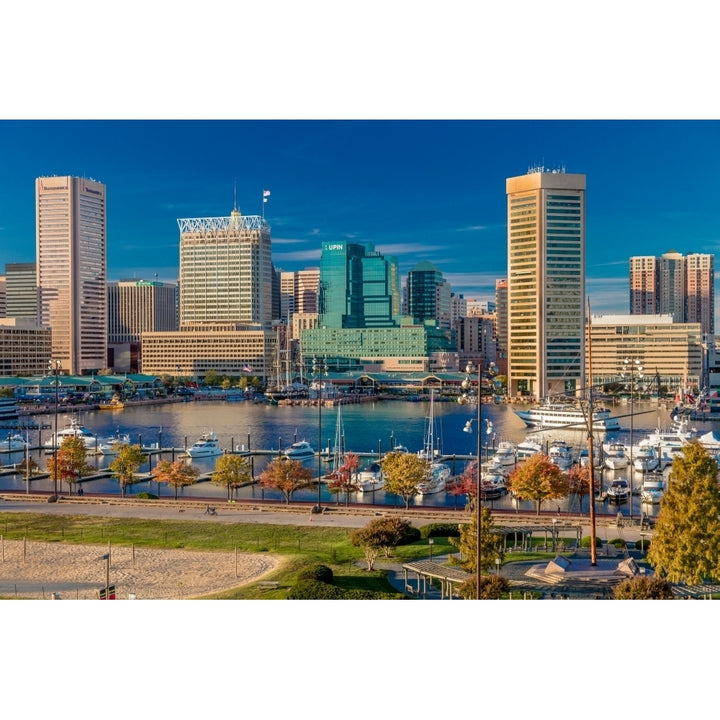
[0,539,278,599]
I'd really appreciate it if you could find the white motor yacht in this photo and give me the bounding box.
[187,430,223,458]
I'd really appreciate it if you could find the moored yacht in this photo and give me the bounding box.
[187,430,223,458]
[416,462,450,495]
[633,442,659,473]
[515,437,543,460]
[606,478,630,503]
[356,462,385,493]
[283,440,315,459]
[548,440,573,469]
[0,433,28,452]
[44,417,98,451]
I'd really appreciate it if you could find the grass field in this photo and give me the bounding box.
[0,512,460,598]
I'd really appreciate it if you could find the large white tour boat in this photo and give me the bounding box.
[514,401,620,432]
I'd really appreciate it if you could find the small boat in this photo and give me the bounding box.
[98,432,132,455]
[187,430,223,458]
[0,433,28,452]
[481,476,508,499]
[284,440,315,459]
[98,395,124,410]
[633,443,659,473]
[356,462,385,493]
[604,451,629,470]
[641,478,665,504]
[515,437,543,460]
[44,417,98,451]
[416,462,450,495]
[514,399,620,431]
[606,478,630,503]
[492,440,517,467]
[603,441,629,470]
[548,440,574,470]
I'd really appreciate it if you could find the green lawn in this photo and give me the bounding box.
[0,512,463,599]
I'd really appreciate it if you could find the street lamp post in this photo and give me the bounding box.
[622,357,643,520]
[311,356,328,513]
[460,362,483,600]
[49,359,61,499]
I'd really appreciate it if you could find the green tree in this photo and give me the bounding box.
[507,452,569,515]
[353,516,415,559]
[647,440,720,584]
[350,523,385,571]
[109,443,147,498]
[46,436,93,495]
[211,453,252,501]
[152,459,199,500]
[612,575,674,599]
[449,505,504,576]
[382,451,428,509]
[258,456,313,503]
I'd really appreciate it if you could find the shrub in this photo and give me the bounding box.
[479,575,510,599]
[580,535,602,548]
[608,538,627,548]
[286,580,402,600]
[397,523,421,545]
[612,575,674,599]
[297,564,334,584]
[419,523,461,539]
[134,492,158,500]
[287,579,347,599]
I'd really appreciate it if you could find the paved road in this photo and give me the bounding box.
[0,496,377,528]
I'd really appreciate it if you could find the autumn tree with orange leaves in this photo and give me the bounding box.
[327,452,360,505]
[507,453,569,515]
[258,456,314,503]
[152,459,199,500]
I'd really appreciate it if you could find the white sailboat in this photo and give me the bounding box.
[416,390,447,494]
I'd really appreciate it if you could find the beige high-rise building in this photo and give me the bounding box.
[685,253,714,334]
[280,268,319,337]
[178,208,272,328]
[36,176,107,374]
[629,256,658,315]
[506,168,586,399]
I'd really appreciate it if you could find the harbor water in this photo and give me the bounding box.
[0,397,706,516]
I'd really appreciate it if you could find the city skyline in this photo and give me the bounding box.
[1,120,720,318]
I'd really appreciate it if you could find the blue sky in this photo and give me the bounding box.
[2,119,719,316]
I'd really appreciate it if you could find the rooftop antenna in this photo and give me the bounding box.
[233,179,238,212]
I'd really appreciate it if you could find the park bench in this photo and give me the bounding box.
[258,581,279,589]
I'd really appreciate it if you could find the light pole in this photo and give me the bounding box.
[622,357,643,521]
[311,356,328,512]
[49,359,61,499]
[460,362,483,599]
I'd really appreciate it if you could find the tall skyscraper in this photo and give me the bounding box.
[406,261,451,330]
[177,207,272,327]
[318,241,401,329]
[506,168,586,399]
[36,176,107,374]
[630,251,715,335]
[5,263,38,322]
